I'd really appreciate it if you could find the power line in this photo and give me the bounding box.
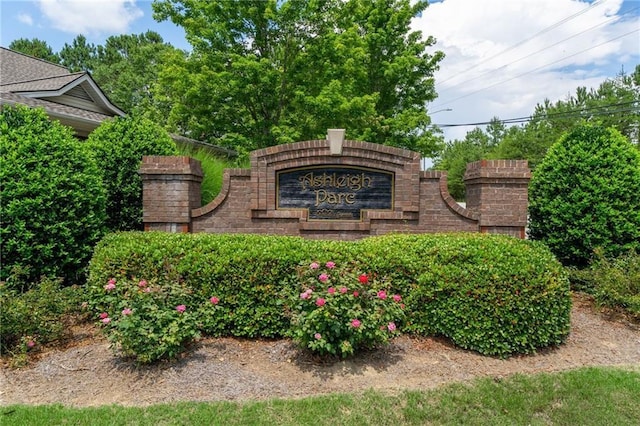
[436,5,639,95]
[431,28,640,109]
[433,100,640,128]
[435,0,609,88]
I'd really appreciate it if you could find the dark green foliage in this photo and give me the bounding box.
[0,278,85,355]
[86,115,177,232]
[529,124,640,267]
[0,106,106,286]
[88,232,571,357]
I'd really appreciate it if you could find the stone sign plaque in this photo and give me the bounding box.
[277,166,394,220]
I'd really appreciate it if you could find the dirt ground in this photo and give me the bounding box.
[1,293,639,407]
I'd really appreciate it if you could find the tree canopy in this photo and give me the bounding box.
[151,0,444,154]
[8,38,60,63]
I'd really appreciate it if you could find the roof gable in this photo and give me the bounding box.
[1,47,125,136]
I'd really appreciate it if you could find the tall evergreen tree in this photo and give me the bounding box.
[8,38,60,63]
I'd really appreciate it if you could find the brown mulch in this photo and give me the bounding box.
[1,293,639,407]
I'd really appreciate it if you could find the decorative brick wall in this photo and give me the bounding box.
[140,156,203,233]
[140,140,530,239]
[464,159,531,238]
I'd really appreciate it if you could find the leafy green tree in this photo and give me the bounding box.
[85,114,178,232]
[0,106,106,287]
[8,38,60,63]
[152,0,444,155]
[434,130,486,200]
[528,124,640,267]
[90,31,183,113]
[59,34,96,72]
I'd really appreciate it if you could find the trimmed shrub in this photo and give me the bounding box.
[87,232,570,358]
[85,115,177,232]
[528,124,640,267]
[0,106,106,286]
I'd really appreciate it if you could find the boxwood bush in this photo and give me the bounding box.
[529,124,640,267]
[87,232,571,358]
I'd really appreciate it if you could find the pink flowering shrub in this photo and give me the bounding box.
[88,277,222,364]
[289,261,404,358]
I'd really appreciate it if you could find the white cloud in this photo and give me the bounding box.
[37,0,144,36]
[412,0,639,141]
[17,13,34,26]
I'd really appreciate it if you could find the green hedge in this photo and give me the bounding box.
[1,106,106,286]
[87,232,571,357]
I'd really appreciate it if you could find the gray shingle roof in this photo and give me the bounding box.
[0,47,71,85]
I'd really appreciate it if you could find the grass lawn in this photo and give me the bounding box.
[2,366,639,425]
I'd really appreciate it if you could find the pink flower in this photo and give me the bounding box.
[104,281,116,291]
[310,262,320,270]
[99,312,109,319]
[318,273,329,283]
[144,287,151,293]
[350,319,361,328]
[176,304,186,313]
[377,290,387,300]
[387,322,396,332]
[122,308,133,316]
[314,333,322,340]
[327,287,336,294]
[26,340,36,348]
[339,287,348,294]
[325,261,336,269]
[138,280,147,288]
[315,298,326,307]
[101,317,111,324]
[353,291,359,297]
[210,296,220,305]
[393,294,402,302]
[358,274,368,284]
[300,292,309,299]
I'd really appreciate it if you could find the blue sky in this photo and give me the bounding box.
[1,0,639,145]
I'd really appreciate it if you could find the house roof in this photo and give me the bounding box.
[0,47,125,137]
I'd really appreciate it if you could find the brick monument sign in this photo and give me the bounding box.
[140,130,530,239]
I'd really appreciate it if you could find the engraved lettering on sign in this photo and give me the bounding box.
[277,166,394,221]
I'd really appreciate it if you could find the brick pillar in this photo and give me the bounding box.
[464,160,531,238]
[139,156,203,233]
